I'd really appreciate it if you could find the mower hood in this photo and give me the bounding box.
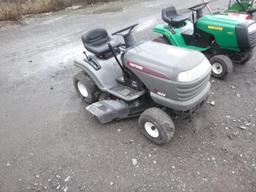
[123,41,207,81]
[197,14,256,51]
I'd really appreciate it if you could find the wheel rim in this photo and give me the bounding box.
[77,81,88,98]
[144,122,159,138]
[212,63,223,75]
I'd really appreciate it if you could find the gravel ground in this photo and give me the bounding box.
[0,0,256,191]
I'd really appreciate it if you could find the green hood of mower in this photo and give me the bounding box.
[198,14,242,26]
[197,14,247,51]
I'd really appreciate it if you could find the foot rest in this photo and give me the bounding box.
[108,84,145,101]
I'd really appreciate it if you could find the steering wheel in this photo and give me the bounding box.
[188,2,208,11]
[112,24,138,36]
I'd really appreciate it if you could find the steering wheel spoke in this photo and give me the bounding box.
[112,24,139,36]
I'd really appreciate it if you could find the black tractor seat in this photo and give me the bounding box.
[82,28,121,58]
[162,6,190,27]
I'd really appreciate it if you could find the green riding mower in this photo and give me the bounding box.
[227,0,256,18]
[203,0,255,19]
[154,2,256,79]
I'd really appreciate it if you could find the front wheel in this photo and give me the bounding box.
[210,55,233,79]
[138,108,175,145]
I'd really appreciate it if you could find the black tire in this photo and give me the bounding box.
[231,50,252,65]
[239,51,253,65]
[210,55,233,79]
[138,108,175,145]
[73,71,99,104]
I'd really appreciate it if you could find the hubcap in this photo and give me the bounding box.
[212,63,223,75]
[144,122,159,138]
[77,81,88,98]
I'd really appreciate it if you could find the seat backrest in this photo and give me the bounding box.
[82,28,110,48]
[162,6,178,23]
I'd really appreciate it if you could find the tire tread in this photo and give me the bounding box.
[73,71,99,104]
[139,107,175,145]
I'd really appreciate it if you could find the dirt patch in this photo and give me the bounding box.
[0,0,116,21]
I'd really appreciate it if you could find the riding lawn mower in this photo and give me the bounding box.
[73,24,211,145]
[226,0,256,19]
[205,0,256,19]
[154,2,256,79]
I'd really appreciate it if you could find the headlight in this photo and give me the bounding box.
[248,23,256,33]
[178,58,211,82]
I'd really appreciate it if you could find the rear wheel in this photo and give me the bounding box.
[210,55,233,79]
[139,108,175,145]
[73,71,100,104]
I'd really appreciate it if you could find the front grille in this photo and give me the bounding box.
[249,31,256,48]
[177,75,209,101]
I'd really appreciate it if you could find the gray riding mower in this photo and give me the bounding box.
[73,24,211,145]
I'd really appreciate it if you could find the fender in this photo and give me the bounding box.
[154,23,185,46]
[74,55,123,91]
[154,22,209,52]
